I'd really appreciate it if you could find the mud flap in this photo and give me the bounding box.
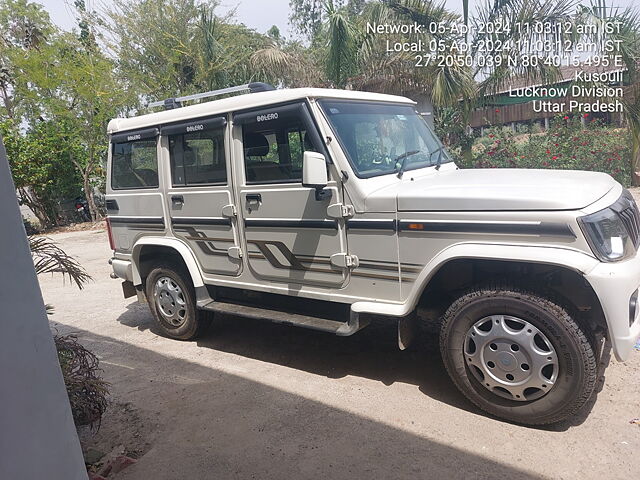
[398,313,417,350]
[122,280,137,299]
[122,281,146,303]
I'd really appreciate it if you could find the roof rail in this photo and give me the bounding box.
[148,82,276,110]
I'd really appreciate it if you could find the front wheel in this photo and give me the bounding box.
[146,263,209,340]
[440,286,597,425]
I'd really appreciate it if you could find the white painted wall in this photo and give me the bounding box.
[0,136,87,479]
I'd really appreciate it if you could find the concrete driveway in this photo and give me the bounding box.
[40,229,640,479]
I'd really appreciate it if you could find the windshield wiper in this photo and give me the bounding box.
[394,150,420,178]
[429,147,444,170]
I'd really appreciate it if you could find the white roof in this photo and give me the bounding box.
[107,88,415,134]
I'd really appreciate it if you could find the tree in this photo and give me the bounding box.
[9,31,129,220]
[1,0,130,221]
[289,0,366,43]
[0,120,82,227]
[106,0,272,103]
[289,0,329,42]
[0,0,53,119]
[324,0,357,88]
[388,0,575,162]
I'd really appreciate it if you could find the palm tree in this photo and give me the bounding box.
[388,0,576,161]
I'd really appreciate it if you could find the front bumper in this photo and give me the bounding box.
[585,251,640,361]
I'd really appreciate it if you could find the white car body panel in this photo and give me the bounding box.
[105,87,640,363]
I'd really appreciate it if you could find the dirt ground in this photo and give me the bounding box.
[40,227,640,480]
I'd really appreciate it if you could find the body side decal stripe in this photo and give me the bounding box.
[108,216,164,226]
[172,217,231,226]
[346,219,397,231]
[244,219,338,229]
[398,221,575,237]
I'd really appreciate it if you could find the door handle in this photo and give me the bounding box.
[246,193,262,204]
[171,195,184,206]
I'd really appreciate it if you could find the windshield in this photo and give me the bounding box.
[319,100,452,178]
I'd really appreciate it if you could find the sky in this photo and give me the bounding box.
[37,0,637,40]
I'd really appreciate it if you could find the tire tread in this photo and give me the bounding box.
[440,284,597,425]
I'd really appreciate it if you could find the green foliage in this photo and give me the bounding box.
[434,106,475,149]
[289,0,327,42]
[1,0,134,221]
[458,117,633,186]
[0,0,52,48]
[324,0,357,88]
[1,119,83,227]
[107,0,271,101]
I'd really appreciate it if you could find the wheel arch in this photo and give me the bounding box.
[130,237,204,288]
[409,243,607,335]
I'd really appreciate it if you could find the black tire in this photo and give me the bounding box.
[145,263,209,340]
[440,286,597,425]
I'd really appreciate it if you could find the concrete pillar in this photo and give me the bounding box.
[0,136,87,479]
[544,117,550,130]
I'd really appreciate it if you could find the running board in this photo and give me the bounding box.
[199,300,369,336]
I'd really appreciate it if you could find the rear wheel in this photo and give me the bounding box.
[440,286,597,425]
[146,263,209,340]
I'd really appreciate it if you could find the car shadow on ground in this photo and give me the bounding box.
[61,322,549,480]
[116,303,603,431]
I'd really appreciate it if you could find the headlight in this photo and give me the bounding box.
[579,207,635,262]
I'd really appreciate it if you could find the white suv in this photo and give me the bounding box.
[106,83,640,425]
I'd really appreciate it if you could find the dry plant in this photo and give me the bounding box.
[54,333,110,430]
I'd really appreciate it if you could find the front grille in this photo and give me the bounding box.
[619,201,640,249]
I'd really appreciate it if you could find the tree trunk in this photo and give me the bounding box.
[632,138,640,187]
[0,83,14,119]
[82,168,101,221]
[18,187,53,229]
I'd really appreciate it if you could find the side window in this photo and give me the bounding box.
[169,127,226,186]
[242,115,318,184]
[111,138,158,189]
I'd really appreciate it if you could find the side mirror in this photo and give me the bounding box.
[302,151,328,188]
[302,151,331,201]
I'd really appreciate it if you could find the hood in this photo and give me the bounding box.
[366,168,618,212]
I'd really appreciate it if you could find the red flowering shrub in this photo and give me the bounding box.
[455,116,632,186]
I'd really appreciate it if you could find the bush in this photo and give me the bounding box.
[458,116,633,186]
[55,334,109,430]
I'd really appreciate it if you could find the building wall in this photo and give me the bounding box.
[0,136,87,480]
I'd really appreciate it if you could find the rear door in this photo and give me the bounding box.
[163,116,242,276]
[107,128,166,253]
[233,102,348,288]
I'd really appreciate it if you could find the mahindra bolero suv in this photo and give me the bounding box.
[106,82,640,425]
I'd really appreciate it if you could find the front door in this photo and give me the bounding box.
[233,102,348,288]
[163,116,242,276]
